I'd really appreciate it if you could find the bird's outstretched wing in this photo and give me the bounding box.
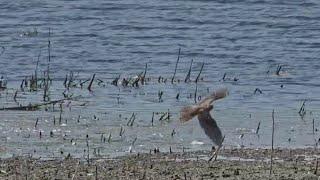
[197,88,229,107]
[180,105,200,123]
[197,111,223,147]
[179,88,228,123]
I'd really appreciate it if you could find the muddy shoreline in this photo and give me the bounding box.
[0,147,319,179]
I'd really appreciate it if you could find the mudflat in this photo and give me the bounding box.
[0,148,319,180]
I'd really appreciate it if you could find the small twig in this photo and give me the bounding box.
[194,84,198,104]
[222,73,226,81]
[151,112,154,126]
[20,79,25,91]
[63,74,68,87]
[132,137,137,146]
[59,103,62,124]
[171,128,176,137]
[298,100,307,116]
[254,88,262,94]
[313,119,315,135]
[127,113,136,126]
[184,59,193,83]
[164,109,171,121]
[35,118,39,128]
[88,74,96,91]
[314,159,319,175]
[132,73,141,87]
[97,78,103,86]
[270,109,275,175]
[80,79,90,87]
[86,140,90,164]
[171,48,181,83]
[100,133,104,142]
[108,132,112,142]
[158,112,168,121]
[48,28,51,63]
[141,62,147,85]
[119,127,125,137]
[111,75,120,86]
[45,28,51,100]
[195,61,204,83]
[68,72,74,88]
[34,47,41,90]
[13,90,18,102]
[158,90,164,102]
[256,122,261,134]
[0,46,5,57]
[276,65,282,75]
[68,71,79,88]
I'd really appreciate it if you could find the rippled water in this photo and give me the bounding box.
[1,0,320,159]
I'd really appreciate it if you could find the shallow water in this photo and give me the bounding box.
[1,0,320,159]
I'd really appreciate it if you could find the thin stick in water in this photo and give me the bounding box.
[0,46,5,57]
[13,90,18,102]
[184,59,193,83]
[256,121,261,134]
[151,112,154,126]
[195,61,204,83]
[270,109,275,175]
[88,74,96,91]
[194,84,198,104]
[141,62,147,85]
[86,140,90,164]
[313,119,315,135]
[314,159,319,175]
[171,48,180,83]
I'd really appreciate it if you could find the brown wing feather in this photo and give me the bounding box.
[179,105,200,123]
[197,88,229,107]
[179,88,228,124]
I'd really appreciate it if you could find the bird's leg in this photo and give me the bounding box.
[208,145,222,162]
[208,135,225,162]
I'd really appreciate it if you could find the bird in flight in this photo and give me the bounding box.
[179,88,229,147]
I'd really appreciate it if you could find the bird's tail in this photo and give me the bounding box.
[179,105,199,123]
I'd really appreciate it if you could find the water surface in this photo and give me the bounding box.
[1,0,320,159]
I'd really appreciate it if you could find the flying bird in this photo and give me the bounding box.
[180,88,229,147]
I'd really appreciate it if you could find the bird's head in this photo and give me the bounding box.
[206,104,214,111]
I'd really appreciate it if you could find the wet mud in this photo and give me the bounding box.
[0,147,319,179]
